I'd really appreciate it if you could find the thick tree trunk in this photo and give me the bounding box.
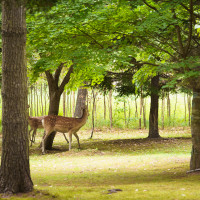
[190,89,200,170]
[0,0,33,193]
[45,91,61,150]
[148,75,160,138]
[74,87,88,118]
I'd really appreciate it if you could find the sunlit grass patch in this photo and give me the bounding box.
[1,128,199,200]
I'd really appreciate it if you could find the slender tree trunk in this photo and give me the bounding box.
[143,98,146,129]
[167,93,171,125]
[41,83,43,116]
[161,93,165,130]
[63,91,66,116]
[109,90,113,128]
[124,101,127,127]
[188,94,191,126]
[128,99,131,127]
[72,91,75,117]
[36,85,39,116]
[139,90,143,129]
[104,92,106,120]
[30,86,33,116]
[44,84,47,115]
[184,93,187,122]
[173,94,178,126]
[135,98,138,118]
[0,0,33,193]
[90,89,96,138]
[66,91,69,117]
[148,75,160,138]
[190,89,200,170]
[34,85,36,116]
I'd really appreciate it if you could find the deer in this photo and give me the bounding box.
[28,116,44,146]
[28,116,69,147]
[41,107,89,154]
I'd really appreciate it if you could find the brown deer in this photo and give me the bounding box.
[28,116,44,146]
[28,116,70,147]
[41,107,89,154]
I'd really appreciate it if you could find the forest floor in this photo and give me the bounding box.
[1,127,200,200]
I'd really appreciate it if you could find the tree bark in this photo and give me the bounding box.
[74,87,87,118]
[0,0,33,193]
[190,89,200,170]
[148,75,160,138]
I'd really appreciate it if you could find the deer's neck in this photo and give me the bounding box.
[80,109,88,124]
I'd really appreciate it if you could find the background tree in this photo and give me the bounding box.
[0,0,33,193]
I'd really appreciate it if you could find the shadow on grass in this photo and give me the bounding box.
[29,136,192,156]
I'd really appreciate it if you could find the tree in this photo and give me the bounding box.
[0,0,33,193]
[131,0,200,169]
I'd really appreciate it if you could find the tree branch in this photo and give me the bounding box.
[185,0,194,55]
[45,70,56,91]
[143,0,158,12]
[172,9,185,57]
[75,27,104,49]
[54,63,65,85]
[180,2,200,19]
[58,64,74,94]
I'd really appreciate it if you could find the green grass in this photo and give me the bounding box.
[2,127,200,200]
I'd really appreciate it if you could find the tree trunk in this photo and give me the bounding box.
[0,0,33,193]
[44,91,61,150]
[90,89,96,139]
[72,91,75,117]
[109,90,113,128]
[41,83,44,116]
[167,93,171,125]
[184,94,187,122]
[173,94,178,126]
[124,101,127,127]
[74,87,88,118]
[143,98,146,129]
[63,91,66,116]
[148,75,160,138]
[139,91,143,129]
[161,93,165,130]
[188,94,191,126]
[104,92,106,120]
[190,89,200,170]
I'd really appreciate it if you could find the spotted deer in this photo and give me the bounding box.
[28,116,69,147]
[28,116,44,146]
[41,107,88,154]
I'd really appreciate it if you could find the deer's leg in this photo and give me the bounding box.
[73,132,80,149]
[30,129,36,147]
[63,133,69,143]
[32,129,36,143]
[29,129,33,141]
[68,132,73,151]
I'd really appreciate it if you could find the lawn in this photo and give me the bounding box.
[1,127,200,200]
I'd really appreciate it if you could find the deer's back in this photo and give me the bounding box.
[28,116,44,129]
[43,115,84,133]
